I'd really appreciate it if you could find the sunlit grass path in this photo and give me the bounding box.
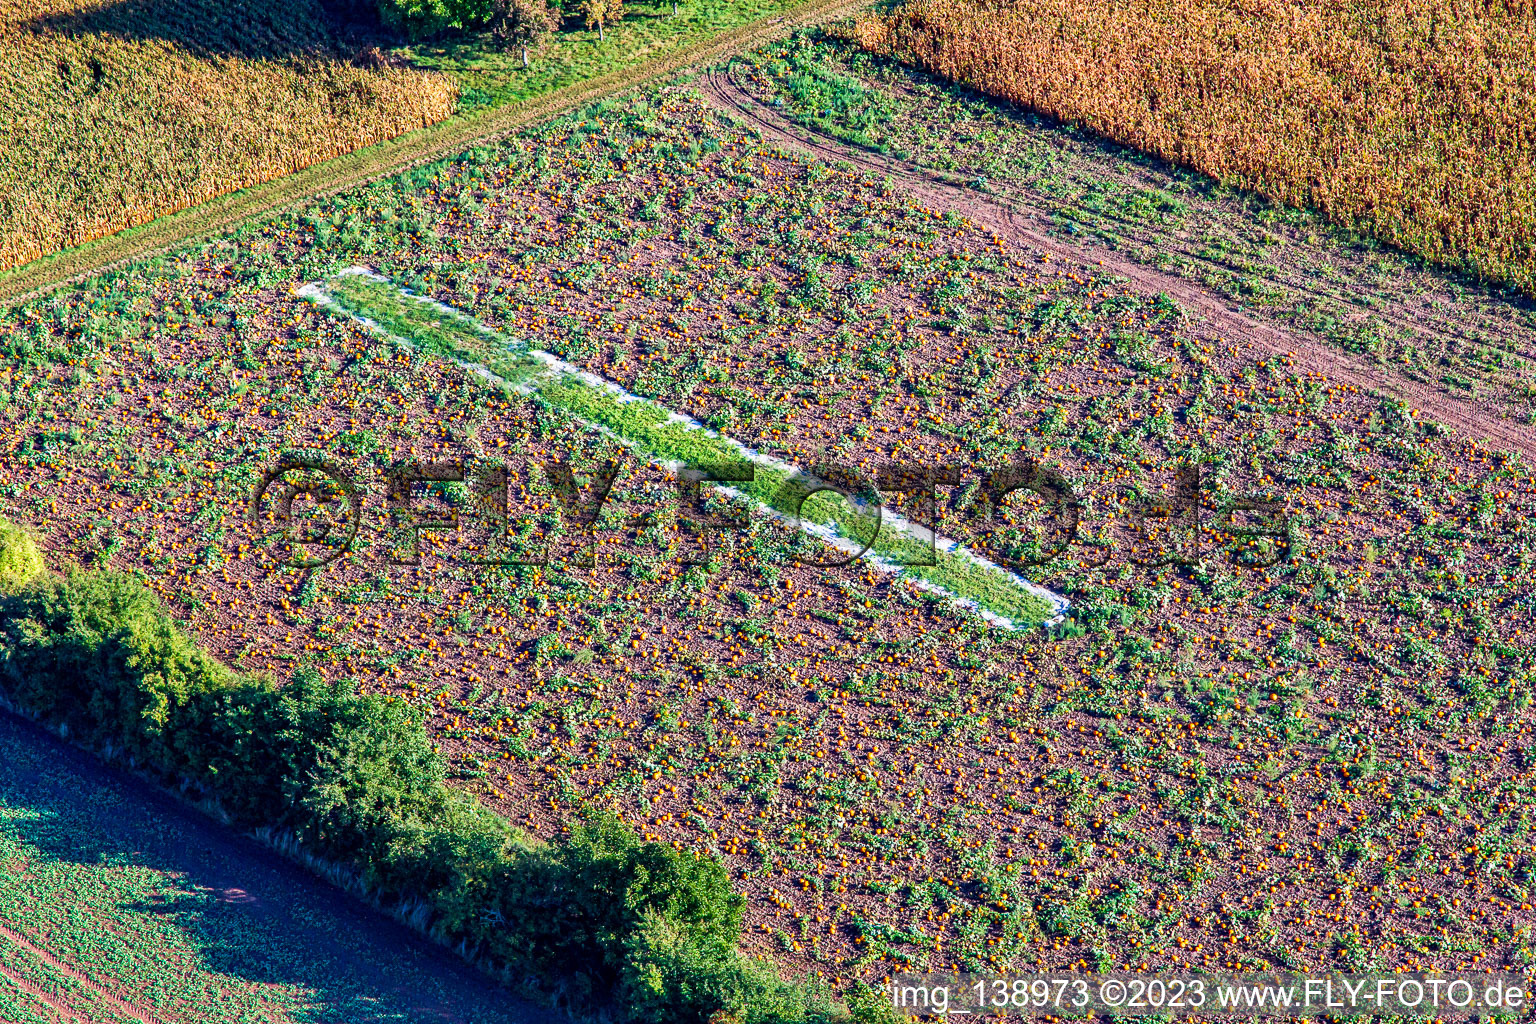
[298,268,1068,629]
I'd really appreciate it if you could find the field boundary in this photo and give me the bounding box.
[0,0,869,309]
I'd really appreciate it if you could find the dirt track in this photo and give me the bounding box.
[699,70,1536,461]
[856,78,1536,375]
[0,954,87,1023]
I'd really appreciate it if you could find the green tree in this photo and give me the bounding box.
[579,0,622,41]
[376,0,501,37]
[490,0,560,67]
[376,0,457,37]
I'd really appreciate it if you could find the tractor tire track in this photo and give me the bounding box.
[0,957,86,1024]
[864,76,1536,370]
[0,922,169,1024]
[699,71,1536,461]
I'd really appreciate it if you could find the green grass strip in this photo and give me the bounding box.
[0,0,870,308]
[309,272,1065,629]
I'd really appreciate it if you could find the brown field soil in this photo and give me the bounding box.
[850,0,1536,299]
[698,68,1536,463]
[724,33,1536,434]
[0,917,174,1023]
[0,947,85,1024]
[2,68,1534,992]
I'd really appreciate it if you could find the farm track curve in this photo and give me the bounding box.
[699,70,1536,461]
[861,78,1536,372]
[0,0,874,309]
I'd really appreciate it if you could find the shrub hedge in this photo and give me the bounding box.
[0,564,877,1023]
[377,0,506,37]
[0,517,43,594]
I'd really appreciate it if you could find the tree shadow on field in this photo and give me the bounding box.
[0,710,551,1024]
[15,0,402,63]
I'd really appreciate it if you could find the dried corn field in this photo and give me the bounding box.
[851,0,1536,297]
[0,0,456,272]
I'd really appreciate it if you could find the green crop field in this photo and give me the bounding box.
[0,712,541,1024]
[3,12,1536,1024]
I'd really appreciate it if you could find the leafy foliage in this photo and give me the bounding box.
[0,516,43,594]
[0,563,845,1024]
[376,0,497,37]
[0,570,238,773]
[489,0,561,64]
[580,0,625,39]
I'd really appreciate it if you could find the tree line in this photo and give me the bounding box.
[380,0,646,63]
